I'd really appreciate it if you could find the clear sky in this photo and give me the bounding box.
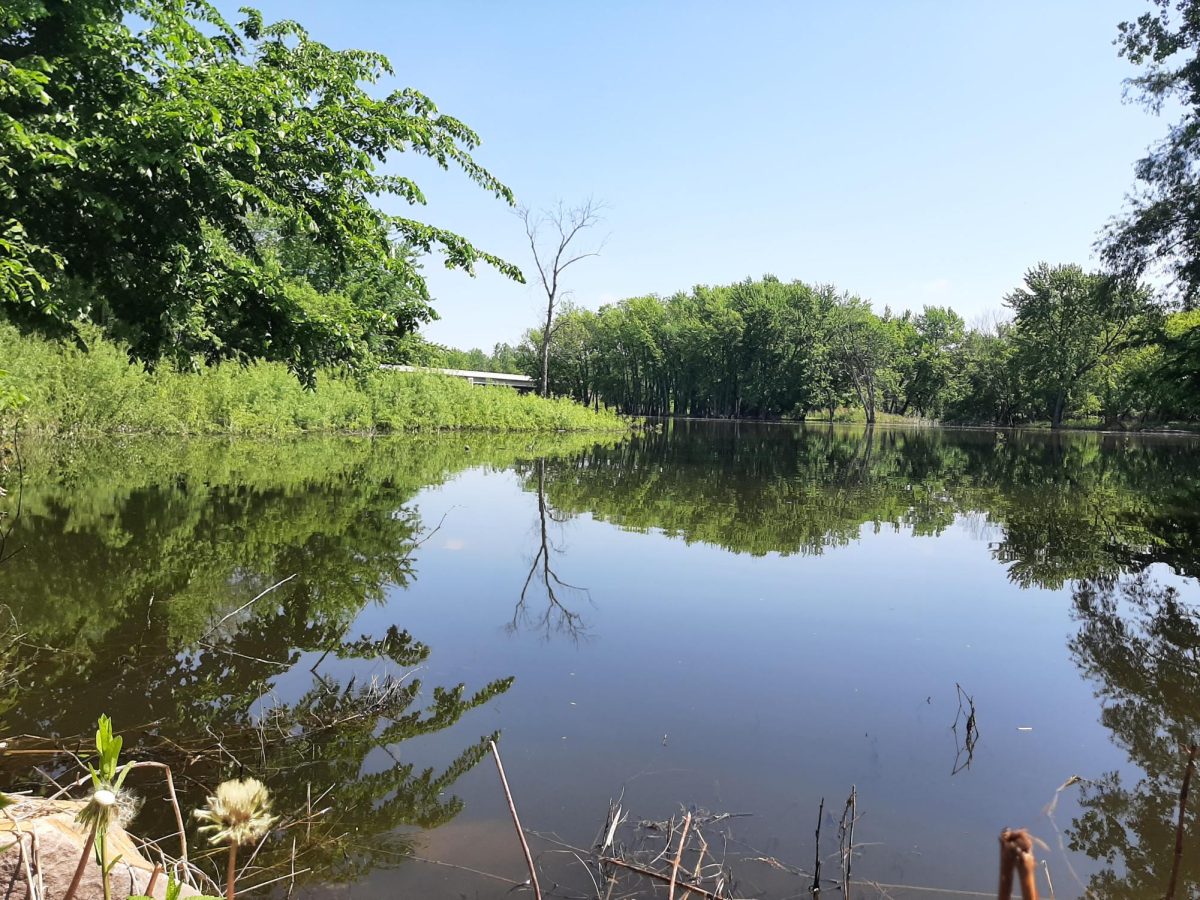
[217,1,1168,350]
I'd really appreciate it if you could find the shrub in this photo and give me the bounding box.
[1,325,629,435]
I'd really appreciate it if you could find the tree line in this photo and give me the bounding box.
[4,0,1200,427]
[439,0,1200,429]
[445,266,1198,427]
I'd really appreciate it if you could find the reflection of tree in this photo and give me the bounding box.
[0,436,591,887]
[1067,574,1200,898]
[531,420,1200,587]
[511,457,588,641]
[11,600,513,887]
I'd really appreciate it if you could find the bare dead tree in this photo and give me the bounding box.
[517,199,606,397]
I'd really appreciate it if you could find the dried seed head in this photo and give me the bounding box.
[77,786,138,831]
[194,778,277,846]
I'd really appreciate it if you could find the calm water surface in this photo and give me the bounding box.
[2,422,1199,898]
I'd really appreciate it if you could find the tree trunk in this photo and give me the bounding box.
[1051,389,1065,429]
[863,375,877,425]
[540,302,552,398]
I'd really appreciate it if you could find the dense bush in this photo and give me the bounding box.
[0,325,627,435]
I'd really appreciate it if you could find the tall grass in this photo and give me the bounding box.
[1,325,628,435]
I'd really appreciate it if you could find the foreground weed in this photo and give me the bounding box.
[66,716,134,900]
[194,778,276,900]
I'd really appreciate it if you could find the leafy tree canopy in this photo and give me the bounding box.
[1004,263,1157,427]
[1103,0,1200,308]
[1,0,520,382]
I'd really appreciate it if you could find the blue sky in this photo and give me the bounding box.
[219,1,1168,350]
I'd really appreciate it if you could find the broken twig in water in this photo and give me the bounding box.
[952,683,979,775]
[199,574,297,641]
[812,796,824,897]
[1166,744,1197,900]
[597,856,724,900]
[838,786,857,900]
[489,739,542,900]
[1041,774,1089,897]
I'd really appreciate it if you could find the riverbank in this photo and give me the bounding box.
[0,325,627,435]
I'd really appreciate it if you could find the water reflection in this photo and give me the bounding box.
[1068,574,1200,898]
[509,457,590,641]
[0,435,606,887]
[1,424,1199,894]
[530,421,1200,588]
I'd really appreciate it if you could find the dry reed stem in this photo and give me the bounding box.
[1041,775,1090,898]
[62,821,98,900]
[13,830,38,900]
[998,829,1038,900]
[488,739,542,900]
[234,867,313,894]
[682,831,709,900]
[127,761,188,865]
[1166,744,1197,900]
[146,864,162,898]
[406,853,525,888]
[667,812,692,900]
[29,831,44,900]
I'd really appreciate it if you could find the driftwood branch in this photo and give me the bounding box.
[812,796,824,897]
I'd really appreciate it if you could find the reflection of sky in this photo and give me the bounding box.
[340,464,1189,896]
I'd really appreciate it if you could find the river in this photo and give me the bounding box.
[2,422,1198,898]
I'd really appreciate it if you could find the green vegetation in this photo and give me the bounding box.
[1,0,519,382]
[1103,0,1200,307]
[431,342,524,373]
[1,324,626,435]
[1069,574,1200,897]
[462,269,1192,428]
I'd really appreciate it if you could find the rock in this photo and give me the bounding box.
[0,797,202,900]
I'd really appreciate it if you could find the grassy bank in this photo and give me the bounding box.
[1,325,628,435]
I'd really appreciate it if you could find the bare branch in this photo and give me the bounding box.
[518,198,607,396]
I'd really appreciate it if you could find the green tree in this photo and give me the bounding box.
[1,1,519,382]
[1103,0,1200,308]
[1157,310,1200,419]
[905,306,966,417]
[1005,264,1154,428]
[827,295,897,424]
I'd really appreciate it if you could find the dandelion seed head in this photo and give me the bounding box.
[194,778,276,846]
[77,785,139,831]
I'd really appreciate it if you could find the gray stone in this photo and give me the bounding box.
[0,797,203,900]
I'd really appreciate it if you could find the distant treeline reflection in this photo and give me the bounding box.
[523,421,1200,588]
